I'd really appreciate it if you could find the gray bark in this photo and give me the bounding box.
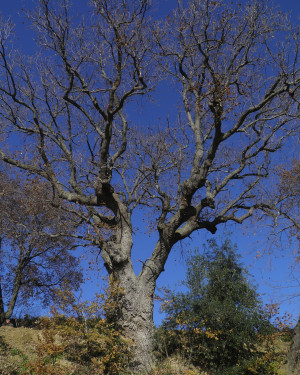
[103,244,157,371]
[287,318,300,373]
[113,270,156,371]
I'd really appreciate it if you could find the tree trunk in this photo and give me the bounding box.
[0,239,4,325]
[0,263,22,325]
[0,282,5,326]
[121,280,156,371]
[106,263,156,372]
[287,318,300,373]
[98,203,160,372]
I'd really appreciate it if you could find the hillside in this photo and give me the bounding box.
[0,325,295,375]
[0,326,40,374]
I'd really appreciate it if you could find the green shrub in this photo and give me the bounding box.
[158,239,275,375]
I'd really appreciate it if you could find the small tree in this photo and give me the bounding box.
[278,161,300,373]
[278,161,300,250]
[0,172,82,325]
[160,239,273,374]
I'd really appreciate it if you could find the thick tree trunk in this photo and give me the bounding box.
[99,201,173,372]
[107,265,156,372]
[287,318,300,373]
[0,265,23,325]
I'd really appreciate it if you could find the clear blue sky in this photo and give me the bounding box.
[1,0,299,325]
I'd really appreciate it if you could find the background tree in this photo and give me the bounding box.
[278,161,300,249]
[0,0,299,370]
[159,239,273,374]
[0,171,83,325]
[277,160,300,373]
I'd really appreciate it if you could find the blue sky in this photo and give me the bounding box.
[0,0,299,325]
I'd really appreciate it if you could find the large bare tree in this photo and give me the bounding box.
[0,0,299,370]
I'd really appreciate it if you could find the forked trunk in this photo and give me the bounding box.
[100,207,161,372]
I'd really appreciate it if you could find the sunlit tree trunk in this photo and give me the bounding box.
[287,318,300,373]
[108,266,156,371]
[100,209,159,371]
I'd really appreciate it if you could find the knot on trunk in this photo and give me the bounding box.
[94,180,114,205]
[180,203,197,219]
[103,241,129,270]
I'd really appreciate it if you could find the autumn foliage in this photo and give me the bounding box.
[0,172,82,325]
[23,278,131,375]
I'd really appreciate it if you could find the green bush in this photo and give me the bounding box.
[158,239,276,375]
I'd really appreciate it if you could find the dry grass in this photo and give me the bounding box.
[0,326,38,374]
[0,326,40,360]
[0,326,295,375]
[150,356,205,375]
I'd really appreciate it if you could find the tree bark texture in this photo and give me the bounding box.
[110,269,156,371]
[288,318,300,373]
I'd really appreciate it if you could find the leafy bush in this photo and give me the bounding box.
[157,239,276,375]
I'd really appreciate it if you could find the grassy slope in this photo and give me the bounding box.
[0,326,40,374]
[0,326,294,375]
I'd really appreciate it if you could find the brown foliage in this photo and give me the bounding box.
[0,172,82,324]
[23,279,131,375]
